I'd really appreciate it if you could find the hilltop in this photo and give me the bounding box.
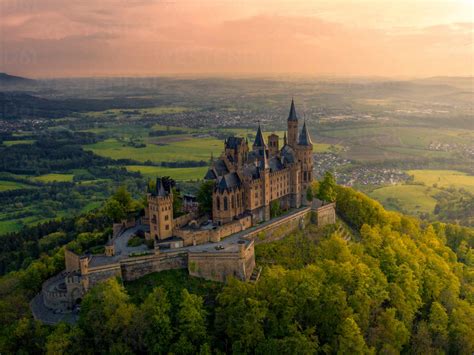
[0,183,472,354]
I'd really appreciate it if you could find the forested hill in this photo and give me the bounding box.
[0,184,473,354]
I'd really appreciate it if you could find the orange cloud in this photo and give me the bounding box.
[0,0,472,77]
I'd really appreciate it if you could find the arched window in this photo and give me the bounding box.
[216,197,220,210]
[231,195,235,209]
[224,197,228,211]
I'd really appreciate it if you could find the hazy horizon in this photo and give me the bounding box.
[1,0,473,78]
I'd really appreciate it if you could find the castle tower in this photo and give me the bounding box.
[287,99,299,148]
[268,133,279,156]
[252,124,267,157]
[297,121,314,205]
[147,177,173,240]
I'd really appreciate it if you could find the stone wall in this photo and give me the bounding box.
[84,263,122,291]
[65,249,80,272]
[173,212,197,229]
[42,272,70,311]
[174,215,252,247]
[316,203,336,226]
[120,251,187,281]
[244,207,311,245]
[188,241,255,282]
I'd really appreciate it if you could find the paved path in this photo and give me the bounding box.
[113,225,148,257]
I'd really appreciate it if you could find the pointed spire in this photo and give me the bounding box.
[283,132,287,146]
[288,98,298,121]
[253,123,266,148]
[298,120,312,146]
[155,177,168,196]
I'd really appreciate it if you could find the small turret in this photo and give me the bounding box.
[298,121,312,146]
[287,99,298,148]
[268,133,279,156]
[253,124,266,158]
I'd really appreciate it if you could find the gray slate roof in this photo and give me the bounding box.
[288,99,298,121]
[216,172,242,192]
[298,121,312,146]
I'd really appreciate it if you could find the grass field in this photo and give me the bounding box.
[126,165,207,180]
[33,174,74,183]
[0,180,31,191]
[318,125,473,162]
[369,184,440,215]
[407,169,474,193]
[3,140,35,146]
[86,136,222,163]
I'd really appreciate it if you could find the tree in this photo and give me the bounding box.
[270,200,282,218]
[78,278,137,352]
[172,289,208,354]
[336,317,371,355]
[104,199,126,222]
[197,180,214,215]
[172,188,184,216]
[45,323,74,355]
[428,302,448,350]
[318,171,337,203]
[135,287,173,353]
[112,186,133,212]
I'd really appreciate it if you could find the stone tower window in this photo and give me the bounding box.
[224,197,228,211]
[216,197,220,211]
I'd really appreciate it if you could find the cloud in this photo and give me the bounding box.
[0,0,472,77]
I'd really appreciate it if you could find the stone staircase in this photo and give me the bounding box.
[335,224,352,242]
[250,266,262,282]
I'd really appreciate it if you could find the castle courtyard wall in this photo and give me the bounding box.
[120,251,187,281]
[188,241,255,282]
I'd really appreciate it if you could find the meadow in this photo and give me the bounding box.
[0,180,31,191]
[407,169,474,193]
[85,136,222,163]
[33,173,74,183]
[125,165,207,181]
[369,184,440,215]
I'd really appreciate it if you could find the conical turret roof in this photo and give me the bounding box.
[298,121,312,146]
[253,124,266,147]
[288,99,298,121]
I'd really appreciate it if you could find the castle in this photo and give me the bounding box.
[147,99,314,241]
[31,99,336,324]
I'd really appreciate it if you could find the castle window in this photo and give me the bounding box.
[216,197,220,210]
[231,196,235,209]
[224,197,228,211]
[165,224,169,230]
[165,215,169,221]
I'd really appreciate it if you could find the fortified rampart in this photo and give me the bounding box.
[33,201,335,322]
[188,240,255,282]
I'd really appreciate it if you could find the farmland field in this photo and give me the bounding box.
[369,184,441,215]
[85,136,222,162]
[33,173,74,183]
[0,180,31,191]
[407,169,474,193]
[126,165,207,180]
[3,140,35,146]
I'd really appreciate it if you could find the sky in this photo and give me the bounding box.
[0,0,473,78]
